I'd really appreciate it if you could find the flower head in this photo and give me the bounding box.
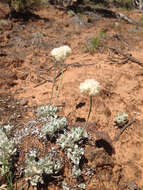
[79,79,100,96]
[51,45,72,62]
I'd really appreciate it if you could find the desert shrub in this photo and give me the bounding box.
[7,0,42,13]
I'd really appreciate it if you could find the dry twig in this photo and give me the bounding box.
[114,119,136,142]
[109,47,143,67]
[34,63,95,88]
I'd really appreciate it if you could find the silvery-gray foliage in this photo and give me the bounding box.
[77,183,86,189]
[37,104,59,118]
[72,165,81,178]
[25,150,62,186]
[56,127,88,149]
[1,124,13,134]
[70,127,88,143]
[62,181,71,190]
[14,120,40,145]
[56,127,88,178]
[0,128,17,175]
[40,116,67,138]
[67,145,84,165]
[114,112,129,127]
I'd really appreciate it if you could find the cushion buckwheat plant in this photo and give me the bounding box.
[50,46,72,104]
[79,79,100,97]
[56,127,88,178]
[114,112,129,127]
[79,79,100,122]
[56,127,88,149]
[37,104,59,118]
[25,149,62,186]
[51,45,72,62]
[40,116,67,139]
[0,126,17,176]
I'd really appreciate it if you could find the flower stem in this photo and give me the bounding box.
[50,63,57,105]
[54,62,64,105]
[87,96,92,123]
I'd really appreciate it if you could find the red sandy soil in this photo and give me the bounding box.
[1,2,143,190]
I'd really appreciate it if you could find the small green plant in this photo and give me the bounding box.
[85,31,106,55]
[138,17,143,25]
[91,37,100,49]
[85,37,100,55]
[98,31,107,38]
[0,104,90,188]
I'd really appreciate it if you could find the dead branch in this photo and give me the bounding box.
[78,6,143,26]
[108,47,143,67]
[114,119,136,142]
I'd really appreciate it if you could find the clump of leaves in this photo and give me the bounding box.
[37,104,59,118]
[56,127,88,149]
[57,127,88,178]
[40,116,67,139]
[37,105,67,139]
[0,125,17,189]
[25,149,62,186]
[114,112,129,127]
[0,126,16,175]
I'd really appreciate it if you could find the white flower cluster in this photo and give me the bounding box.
[56,127,88,178]
[80,79,100,96]
[51,45,72,62]
[40,116,67,138]
[114,112,129,127]
[0,128,17,175]
[25,150,62,186]
[37,105,59,118]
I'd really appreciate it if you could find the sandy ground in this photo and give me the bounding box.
[1,3,143,190]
